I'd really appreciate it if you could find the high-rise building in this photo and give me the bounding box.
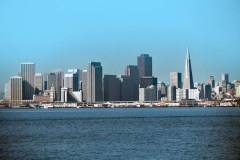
[221,73,229,84]
[10,76,22,106]
[82,70,88,102]
[4,82,10,99]
[103,75,120,101]
[139,85,157,102]
[167,85,176,101]
[87,62,103,102]
[176,88,188,101]
[44,69,63,101]
[203,84,211,100]
[34,73,43,95]
[183,48,194,89]
[189,89,200,101]
[157,82,167,100]
[137,54,152,78]
[64,73,79,91]
[21,62,35,100]
[139,76,157,88]
[119,75,133,101]
[125,65,139,101]
[207,76,215,89]
[170,72,182,88]
[68,69,82,90]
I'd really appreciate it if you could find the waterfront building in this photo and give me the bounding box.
[125,65,139,101]
[167,85,176,101]
[87,62,103,102]
[103,75,120,101]
[139,85,157,102]
[61,88,68,102]
[236,86,240,97]
[34,73,43,95]
[4,82,10,99]
[176,88,188,101]
[10,76,22,106]
[21,62,35,100]
[82,70,88,102]
[119,75,133,101]
[170,72,182,88]
[137,54,152,78]
[189,89,200,101]
[183,48,194,89]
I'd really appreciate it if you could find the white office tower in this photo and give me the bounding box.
[189,89,200,101]
[5,82,10,99]
[236,86,240,97]
[176,88,188,101]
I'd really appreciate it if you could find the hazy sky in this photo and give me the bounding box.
[0,0,240,92]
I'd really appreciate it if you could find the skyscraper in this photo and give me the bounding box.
[44,69,63,101]
[170,72,182,88]
[125,65,139,101]
[82,70,88,102]
[137,54,152,78]
[103,75,120,101]
[87,62,103,102]
[34,73,43,95]
[207,76,215,89]
[21,63,35,100]
[167,85,176,101]
[64,73,79,91]
[10,76,22,106]
[4,82,10,99]
[221,73,229,84]
[183,48,194,89]
[119,75,133,101]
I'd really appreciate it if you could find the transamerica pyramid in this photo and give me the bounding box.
[183,48,194,89]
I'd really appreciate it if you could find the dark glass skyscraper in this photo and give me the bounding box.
[125,65,139,101]
[103,75,120,101]
[137,54,152,78]
[183,48,194,89]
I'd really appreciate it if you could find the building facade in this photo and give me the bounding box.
[170,72,182,89]
[183,48,194,89]
[34,73,43,95]
[10,76,22,106]
[125,65,139,101]
[137,54,152,78]
[103,75,120,101]
[87,62,103,102]
[21,62,35,100]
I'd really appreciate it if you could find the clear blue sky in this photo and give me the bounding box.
[0,0,240,92]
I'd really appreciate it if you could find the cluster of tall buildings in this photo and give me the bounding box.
[4,48,240,106]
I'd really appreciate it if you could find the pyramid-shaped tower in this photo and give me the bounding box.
[183,48,194,89]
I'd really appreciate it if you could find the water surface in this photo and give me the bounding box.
[0,107,240,159]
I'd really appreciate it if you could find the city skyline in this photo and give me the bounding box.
[1,0,240,92]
